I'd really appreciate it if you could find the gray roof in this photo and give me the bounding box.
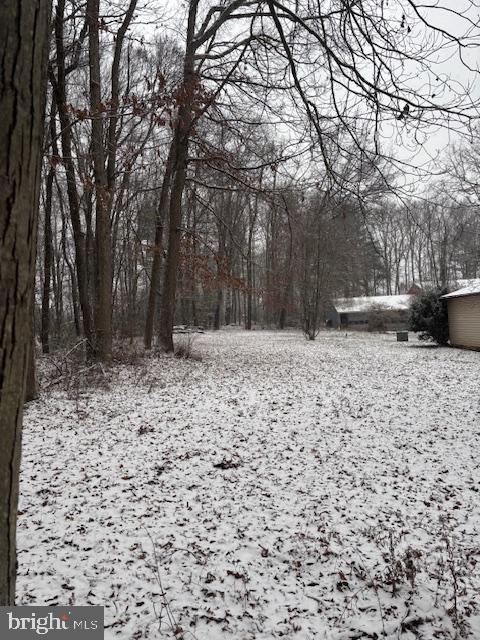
[441,279,480,300]
[333,294,413,314]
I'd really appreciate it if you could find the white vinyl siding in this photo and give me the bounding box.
[447,295,480,349]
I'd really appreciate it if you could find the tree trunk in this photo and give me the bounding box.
[106,0,138,192]
[158,137,190,352]
[278,196,293,329]
[0,0,50,605]
[25,320,39,404]
[246,254,253,330]
[214,288,223,330]
[245,195,258,331]
[214,198,228,330]
[68,266,81,338]
[41,101,56,354]
[42,166,54,353]
[51,0,93,346]
[144,144,174,350]
[158,0,198,352]
[87,0,112,362]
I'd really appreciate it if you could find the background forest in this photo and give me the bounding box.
[38,0,480,359]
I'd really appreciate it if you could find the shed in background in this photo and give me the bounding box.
[441,280,480,350]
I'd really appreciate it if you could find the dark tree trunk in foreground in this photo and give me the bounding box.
[0,0,50,605]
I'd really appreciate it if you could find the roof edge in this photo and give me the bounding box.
[441,290,480,300]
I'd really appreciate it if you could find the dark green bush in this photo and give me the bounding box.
[408,289,449,345]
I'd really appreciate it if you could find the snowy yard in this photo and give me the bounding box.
[18,330,480,639]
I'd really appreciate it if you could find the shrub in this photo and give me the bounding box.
[408,288,449,344]
[368,310,386,332]
[174,333,203,361]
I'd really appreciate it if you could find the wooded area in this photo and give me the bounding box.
[33,0,480,359]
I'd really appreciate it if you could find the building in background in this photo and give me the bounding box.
[328,295,413,331]
[441,280,480,350]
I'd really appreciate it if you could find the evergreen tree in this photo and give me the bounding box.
[409,289,449,345]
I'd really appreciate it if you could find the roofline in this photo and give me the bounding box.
[441,290,480,300]
[332,294,413,313]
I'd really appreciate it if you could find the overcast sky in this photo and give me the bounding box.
[134,0,480,195]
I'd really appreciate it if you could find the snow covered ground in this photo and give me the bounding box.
[18,330,480,639]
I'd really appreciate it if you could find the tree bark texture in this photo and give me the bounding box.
[41,101,56,354]
[87,0,113,362]
[51,0,94,346]
[158,0,199,352]
[144,143,174,350]
[0,0,51,604]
